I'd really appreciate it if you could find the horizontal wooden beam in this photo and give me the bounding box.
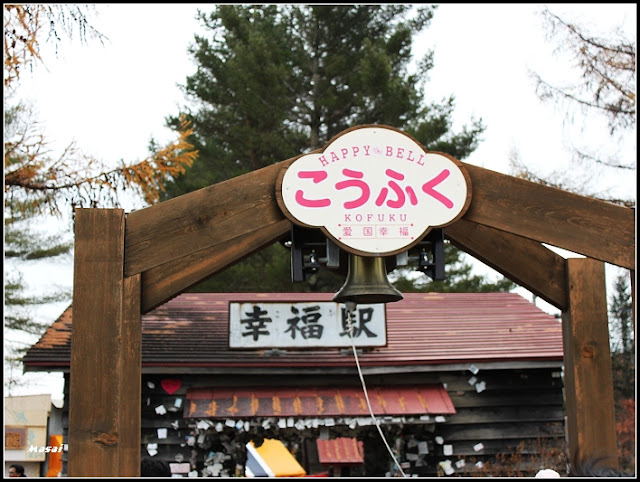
[140,220,291,313]
[445,218,567,310]
[125,157,297,277]
[461,163,635,270]
[125,156,634,309]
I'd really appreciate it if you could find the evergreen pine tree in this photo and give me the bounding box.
[608,272,634,400]
[164,5,515,293]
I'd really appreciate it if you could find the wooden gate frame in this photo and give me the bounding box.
[68,153,635,476]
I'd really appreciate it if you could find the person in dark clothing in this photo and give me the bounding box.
[140,457,171,477]
[9,464,26,477]
[570,456,634,477]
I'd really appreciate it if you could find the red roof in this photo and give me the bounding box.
[316,437,364,465]
[23,292,563,371]
[185,384,455,418]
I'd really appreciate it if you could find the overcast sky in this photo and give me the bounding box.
[7,4,637,400]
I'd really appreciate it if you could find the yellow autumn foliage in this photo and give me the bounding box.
[5,108,198,217]
[4,5,199,218]
[4,4,43,89]
[120,116,198,205]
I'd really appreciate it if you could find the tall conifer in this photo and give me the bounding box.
[164,5,510,293]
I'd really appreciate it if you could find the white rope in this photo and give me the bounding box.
[345,301,406,478]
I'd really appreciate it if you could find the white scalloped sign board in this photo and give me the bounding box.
[278,125,471,256]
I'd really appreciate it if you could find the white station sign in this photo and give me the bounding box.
[229,301,387,349]
[278,125,471,255]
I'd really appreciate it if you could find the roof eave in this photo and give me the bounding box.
[24,357,564,375]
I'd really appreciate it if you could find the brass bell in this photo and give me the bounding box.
[333,254,403,305]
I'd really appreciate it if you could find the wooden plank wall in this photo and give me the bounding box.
[435,368,566,476]
[58,367,566,477]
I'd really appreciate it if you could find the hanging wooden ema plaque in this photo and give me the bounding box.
[276,124,472,256]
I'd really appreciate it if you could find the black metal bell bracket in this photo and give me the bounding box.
[417,228,445,281]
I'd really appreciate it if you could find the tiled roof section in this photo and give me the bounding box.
[184,385,455,418]
[23,292,563,370]
[317,437,364,465]
[24,306,73,363]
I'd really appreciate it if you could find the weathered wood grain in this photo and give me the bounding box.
[562,258,618,468]
[461,163,634,269]
[437,421,565,441]
[447,406,566,425]
[69,209,130,476]
[446,218,567,310]
[125,158,297,277]
[125,157,633,292]
[140,219,291,313]
[118,274,142,476]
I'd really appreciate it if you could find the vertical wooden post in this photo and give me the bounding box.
[68,209,141,476]
[562,257,618,470]
[119,273,142,475]
[630,270,635,343]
